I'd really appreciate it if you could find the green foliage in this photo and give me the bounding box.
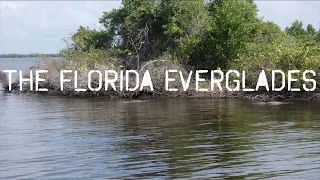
[179,0,260,70]
[60,48,104,69]
[254,21,283,44]
[62,0,320,85]
[317,29,320,42]
[306,24,316,35]
[99,0,209,61]
[285,20,306,36]
[285,21,319,43]
[162,1,210,43]
[70,26,113,51]
[100,0,162,57]
[234,34,320,88]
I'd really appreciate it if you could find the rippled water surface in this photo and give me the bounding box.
[1,94,320,179]
[1,58,320,179]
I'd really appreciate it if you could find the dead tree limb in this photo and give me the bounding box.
[129,22,150,70]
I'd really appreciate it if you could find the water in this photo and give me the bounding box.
[0,58,40,71]
[0,57,41,90]
[1,58,320,179]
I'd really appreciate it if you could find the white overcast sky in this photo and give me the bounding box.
[0,1,319,54]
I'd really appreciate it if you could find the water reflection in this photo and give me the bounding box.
[0,93,319,179]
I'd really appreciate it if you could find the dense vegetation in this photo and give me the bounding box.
[62,0,320,70]
[7,0,320,99]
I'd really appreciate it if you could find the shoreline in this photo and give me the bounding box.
[2,70,320,101]
[2,87,320,101]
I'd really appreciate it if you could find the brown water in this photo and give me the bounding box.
[1,58,320,179]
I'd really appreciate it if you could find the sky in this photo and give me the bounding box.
[0,1,319,54]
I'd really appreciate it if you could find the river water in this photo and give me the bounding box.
[1,58,320,179]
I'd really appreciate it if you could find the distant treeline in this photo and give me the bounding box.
[0,53,60,58]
